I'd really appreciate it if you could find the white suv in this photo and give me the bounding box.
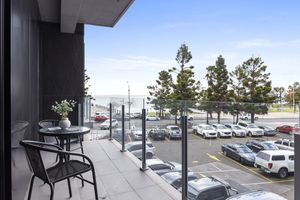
[192,124,217,139]
[254,150,294,178]
[166,125,182,139]
[212,124,232,138]
[237,122,264,137]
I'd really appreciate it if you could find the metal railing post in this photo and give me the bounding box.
[120,105,126,152]
[181,115,188,200]
[109,103,112,140]
[140,108,148,171]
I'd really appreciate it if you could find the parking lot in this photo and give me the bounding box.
[89,116,297,199]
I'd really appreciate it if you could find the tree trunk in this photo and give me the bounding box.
[209,112,212,119]
[217,111,220,124]
[251,112,255,123]
[175,114,178,125]
[236,113,239,124]
[206,112,209,124]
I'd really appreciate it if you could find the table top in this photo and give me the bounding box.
[38,126,90,137]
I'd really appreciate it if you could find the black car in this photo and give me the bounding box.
[258,125,277,136]
[246,139,279,153]
[148,127,166,140]
[183,176,238,200]
[161,171,198,189]
[221,143,256,166]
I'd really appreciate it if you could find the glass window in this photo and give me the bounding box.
[283,141,289,146]
[289,155,294,161]
[272,155,285,161]
[257,152,270,161]
[275,140,282,144]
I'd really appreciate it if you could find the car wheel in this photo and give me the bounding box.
[146,152,153,159]
[278,168,288,179]
[223,151,227,156]
[276,128,279,132]
[233,132,236,137]
[203,134,206,139]
[249,132,252,137]
[217,133,220,138]
[193,130,197,134]
[240,158,245,164]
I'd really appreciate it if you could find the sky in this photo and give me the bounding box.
[85,0,300,96]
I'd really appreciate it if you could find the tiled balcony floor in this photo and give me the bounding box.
[13,139,181,200]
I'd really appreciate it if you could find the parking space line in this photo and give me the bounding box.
[242,179,294,186]
[218,152,273,183]
[198,173,207,178]
[210,162,222,171]
[194,169,239,174]
[206,153,220,161]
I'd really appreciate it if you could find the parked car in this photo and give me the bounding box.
[246,139,279,153]
[254,150,294,178]
[148,127,166,140]
[212,124,232,138]
[125,141,155,159]
[165,125,182,139]
[258,125,277,136]
[226,190,287,200]
[192,124,217,139]
[239,114,258,121]
[146,115,160,121]
[177,115,194,121]
[99,119,118,130]
[275,125,299,134]
[221,143,256,166]
[161,171,198,189]
[112,128,128,142]
[130,128,145,140]
[274,138,294,151]
[224,124,246,137]
[94,115,108,122]
[184,176,238,200]
[147,159,183,176]
[237,122,264,137]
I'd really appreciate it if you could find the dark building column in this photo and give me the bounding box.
[0,0,11,199]
[39,23,85,125]
[295,134,300,199]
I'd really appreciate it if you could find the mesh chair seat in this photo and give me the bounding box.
[47,160,90,183]
[20,140,101,200]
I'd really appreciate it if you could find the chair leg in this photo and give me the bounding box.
[67,178,72,197]
[91,170,99,200]
[49,183,54,200]
[79,174,84,187]
[27,175,35,200]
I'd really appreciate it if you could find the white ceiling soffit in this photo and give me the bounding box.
[37,0,134,33]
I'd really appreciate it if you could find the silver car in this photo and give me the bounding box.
[225,124,246,137]
[166,125,182,139]
[125,141,155,159]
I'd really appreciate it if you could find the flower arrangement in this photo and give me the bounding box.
[51,99,76,119]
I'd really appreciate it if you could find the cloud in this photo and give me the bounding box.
[233,38,300,49]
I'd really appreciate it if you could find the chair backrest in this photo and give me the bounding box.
[20,140,50,183]
[38,119,59,128]
[11,120,29,148]
[38,120,59,143]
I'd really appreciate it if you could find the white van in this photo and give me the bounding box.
[254,150,294,178]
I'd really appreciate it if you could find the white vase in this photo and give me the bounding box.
[59,118,71,130]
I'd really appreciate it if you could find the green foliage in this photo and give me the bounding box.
[205,55,230,123]
[147,70,173,117]
[84,69,95,100]
[273,87,285,104]
[285,82,300,104]
[238,56,274,122]
[51,99,76,119]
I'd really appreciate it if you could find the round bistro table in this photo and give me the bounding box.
[38,126,90,152]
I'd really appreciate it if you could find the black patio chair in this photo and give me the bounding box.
[20,140,101,200]
[38,119,84,155]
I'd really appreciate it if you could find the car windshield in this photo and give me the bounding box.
[237,146,252,153]
[202,126,214,130]
[248,124,258,128]
[232,125,242,130]
[217,125,227,129]
[290,142,294,147]
[171,127,179,130]
[264,126,274,131]
[262,142,278,150]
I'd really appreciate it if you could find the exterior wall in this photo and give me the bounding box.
[39,23,85,125]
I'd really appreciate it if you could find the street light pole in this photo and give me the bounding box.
[127,81,131,130]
